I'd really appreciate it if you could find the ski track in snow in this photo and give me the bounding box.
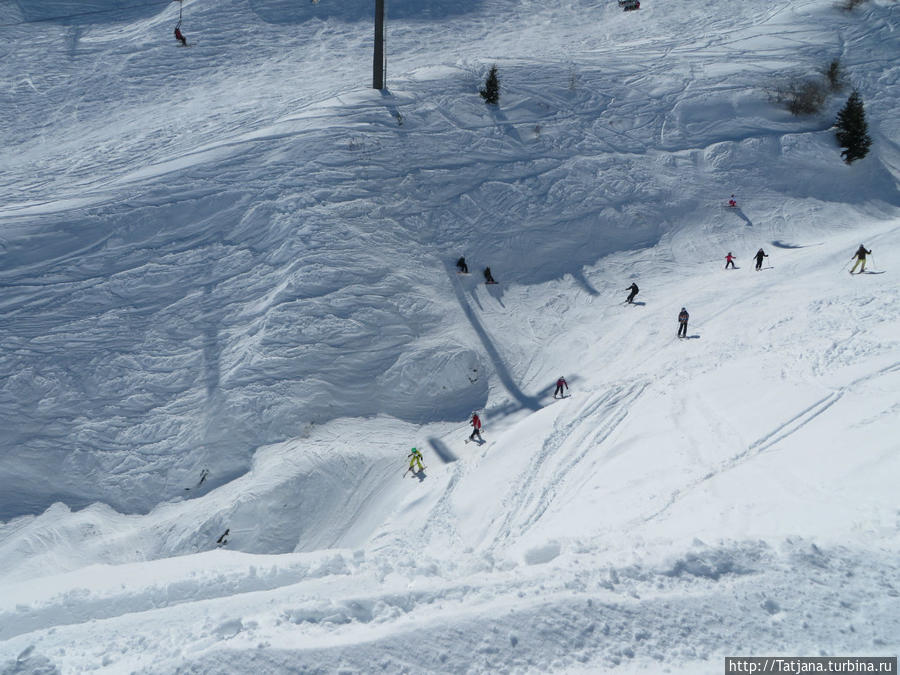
[643,390,846,525]
[487,382,648,553]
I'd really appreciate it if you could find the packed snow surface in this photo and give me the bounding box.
[1,0,898,672]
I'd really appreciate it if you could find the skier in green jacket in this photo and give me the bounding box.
[407,447,424,473]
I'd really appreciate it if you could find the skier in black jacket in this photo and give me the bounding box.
[850,245,872,274]
[677,307,689,338]
[754,248,768,271]
[625,283,639,304]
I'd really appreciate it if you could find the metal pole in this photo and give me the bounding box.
[373,0,385,89]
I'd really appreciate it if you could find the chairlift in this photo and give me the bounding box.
[173,0,187,45]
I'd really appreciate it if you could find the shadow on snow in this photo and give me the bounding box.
[446,262,541,413]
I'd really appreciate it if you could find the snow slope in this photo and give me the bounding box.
[0,0,898,672]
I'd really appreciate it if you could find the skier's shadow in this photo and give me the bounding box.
[629,300,646,306]
[572,269,599,296]
[484,282,505,307]
[686,334,701,339]
[728,207,753,226]
[414,470,427,482]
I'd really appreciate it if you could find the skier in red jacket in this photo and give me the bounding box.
[174,24,187,46]
[469,412,483,442]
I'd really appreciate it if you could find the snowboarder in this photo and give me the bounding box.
[456,257,468,274]
[553,376,568,398]
[469,412,483,441]
[754,248,768,271]
[725,252,736,269]
[407,447,424,473]
[728,195,737,208]
[483,267,497,284]
[677,307,689,338]
[174,24,187,46]
[625,282,639,304]
[849,244,872,274]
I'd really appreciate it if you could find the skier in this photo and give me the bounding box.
[625,282,639,304]
[849,244,872,274]
[483,267,497,284]
[754,248,768,271]
[174,24,187,46]
[553,376,568,398]
[456,257,469,274]
[725,252,736,269]
[407,447,424,474]
[469,412,483,442]
[677,307,689,338]
[728,195,737,208]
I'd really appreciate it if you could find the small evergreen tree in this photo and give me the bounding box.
[824,58,846,92]
[835,91,872,164]
[480,65,499,105]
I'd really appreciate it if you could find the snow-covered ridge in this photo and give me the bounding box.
[4,539,900,673]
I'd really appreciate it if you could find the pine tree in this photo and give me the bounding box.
[834,91,872,164]
[480,65,499,105]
